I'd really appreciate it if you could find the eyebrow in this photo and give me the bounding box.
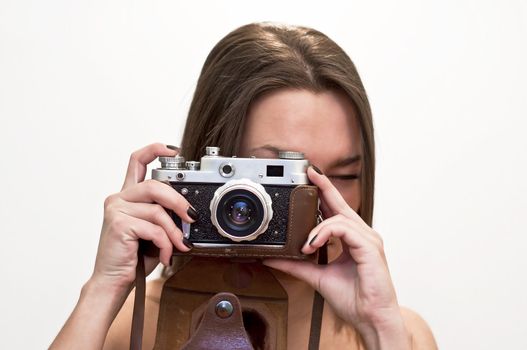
[328,154,362,168]
[250,145,282,155]
[250,144,362,168]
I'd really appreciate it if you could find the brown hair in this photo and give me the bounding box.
[181,22,375,225]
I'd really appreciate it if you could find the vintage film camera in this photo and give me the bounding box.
[152,147,319,259]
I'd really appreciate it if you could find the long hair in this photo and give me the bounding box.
[180,22,375,225]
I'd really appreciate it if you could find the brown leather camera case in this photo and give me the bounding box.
[153,259,287,349]
[131,185,320,350]
[183,184,319,260]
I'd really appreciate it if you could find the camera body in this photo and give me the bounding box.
[151,147,319,259]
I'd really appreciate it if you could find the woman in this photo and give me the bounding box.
[51,23,437,349]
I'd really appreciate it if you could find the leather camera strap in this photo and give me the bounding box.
[307,243,327,350]
[130,244,146,350]
[129,244,328,349]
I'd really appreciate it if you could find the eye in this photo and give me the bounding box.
[329,173,360,181]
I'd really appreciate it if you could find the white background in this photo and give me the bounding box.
[1,1,526,349]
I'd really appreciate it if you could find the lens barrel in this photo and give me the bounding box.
[210,179,273,242]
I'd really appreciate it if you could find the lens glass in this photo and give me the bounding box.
[230,200,251,224]
[216,189,265,239]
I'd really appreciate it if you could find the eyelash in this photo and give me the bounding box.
[329,174,360,181]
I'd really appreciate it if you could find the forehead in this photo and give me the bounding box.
[239,88,361,166]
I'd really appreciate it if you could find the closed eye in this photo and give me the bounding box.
[329,174,360,180]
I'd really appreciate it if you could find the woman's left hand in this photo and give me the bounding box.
[263,166,410,349]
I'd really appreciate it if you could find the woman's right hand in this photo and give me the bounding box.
[90,143,197,293]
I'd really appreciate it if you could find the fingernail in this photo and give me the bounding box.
[311,165,323,175]
[182,238,194,249]
[166,145,180,151]
[187,206,198,221]
[308,234,319,246]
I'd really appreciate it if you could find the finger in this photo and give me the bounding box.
[122,143,179,190]
[301,216,378,264]
[124,215,174,266]
[302,215,359,251]
[307,166,360,221]
[118,202,191,253]
[310,214,384,254]
[121,179,197,223]
[263,258,324,292]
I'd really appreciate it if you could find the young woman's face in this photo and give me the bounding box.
[239,88,362,212]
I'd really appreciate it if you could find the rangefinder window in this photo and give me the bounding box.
[266,165,284,177]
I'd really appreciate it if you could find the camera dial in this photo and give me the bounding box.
[159,155,186,170]
[206,146,220,156]
[278,151,304,160]
[210,178,273,242]
[186,161,201,170]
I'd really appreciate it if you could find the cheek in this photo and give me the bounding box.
[331,180,361,212]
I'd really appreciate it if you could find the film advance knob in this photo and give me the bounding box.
[278,151,305,160]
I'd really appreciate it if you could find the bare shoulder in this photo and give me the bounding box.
[103,278,165,350]
[400,306,438,350]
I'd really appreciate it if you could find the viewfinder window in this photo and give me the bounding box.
[266,165,284,177]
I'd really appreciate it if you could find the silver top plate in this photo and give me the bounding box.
[152,154,310,185]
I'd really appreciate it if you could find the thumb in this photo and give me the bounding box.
[263,258,323,291]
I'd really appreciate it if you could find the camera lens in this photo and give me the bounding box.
[230,200,251,225]
[218,190,264,238]
[210,179,273,242]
